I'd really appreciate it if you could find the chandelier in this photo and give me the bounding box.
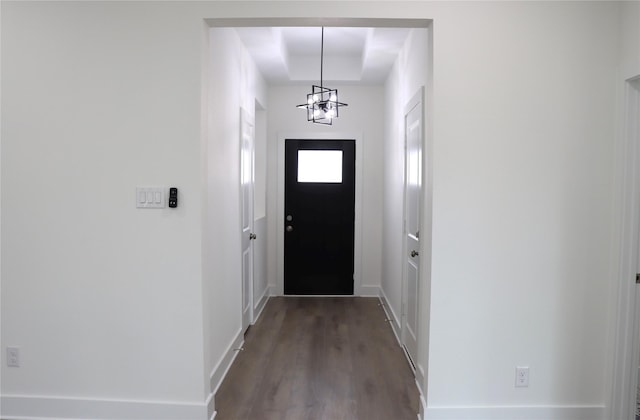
[296,27,348,125]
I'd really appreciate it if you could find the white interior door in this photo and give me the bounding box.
[240,108,255,332]
[402,88,424,367]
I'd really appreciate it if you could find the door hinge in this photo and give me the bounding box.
[636,273,640,284]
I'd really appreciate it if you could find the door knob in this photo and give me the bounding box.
[286,225,293,232]
[249,233,257,240]
[411,250,419,258]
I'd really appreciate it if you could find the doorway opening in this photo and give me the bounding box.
[206,17,433,420]
[276,131,364,296]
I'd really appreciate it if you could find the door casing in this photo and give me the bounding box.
[276,131,366,295]
[611,75,640,420]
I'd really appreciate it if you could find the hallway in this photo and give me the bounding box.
[215,297,419,420]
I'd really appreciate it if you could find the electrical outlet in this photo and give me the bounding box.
[7,347,20,367]
[515,366,529,387]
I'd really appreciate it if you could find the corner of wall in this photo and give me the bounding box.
[209,327,244,397]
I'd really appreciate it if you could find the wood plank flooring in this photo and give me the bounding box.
[214,297,419,420]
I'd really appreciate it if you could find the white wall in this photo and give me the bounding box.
[253,216,268,314]
[1,2,208,418]
[620,1,640,82]
[424,2,618,417]
[254,107,269,312]
[255,108,268,219]
[203,26,267,407]
[266,85,385,294]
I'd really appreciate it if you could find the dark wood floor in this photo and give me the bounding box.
[214,297,419,420]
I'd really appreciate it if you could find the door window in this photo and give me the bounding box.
[297,150,343,183]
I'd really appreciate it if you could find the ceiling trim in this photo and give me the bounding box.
[205,17,431,28]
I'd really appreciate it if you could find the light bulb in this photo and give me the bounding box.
[307,97,313,105]
[326,109,335,118]
[330,93,337,102]
[313,94,319,103]
[313,109,320,118]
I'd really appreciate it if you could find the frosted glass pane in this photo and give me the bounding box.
[297,150,343,183]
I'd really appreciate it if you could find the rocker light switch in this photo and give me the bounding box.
[136,187,165,209]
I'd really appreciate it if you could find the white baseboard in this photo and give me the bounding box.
[209,327,244,395]
[417,389,427,420]
[253,289,270,323]
[415,361,426,397]
[379,288,401,343]
[205,389,215,420]
[423,405,605,420]
[271,286,380,297]
[356,284,381,296]
[379,288,421,399]
[0,394,206,419]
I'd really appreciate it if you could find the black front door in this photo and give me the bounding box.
[284,139,356,295]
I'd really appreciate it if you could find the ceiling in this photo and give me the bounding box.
[234,27,412,85]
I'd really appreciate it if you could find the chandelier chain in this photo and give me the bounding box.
[320,27,324,88]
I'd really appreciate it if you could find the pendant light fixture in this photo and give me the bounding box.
[296,27,348,125]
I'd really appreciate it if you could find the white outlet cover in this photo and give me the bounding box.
[7,347,20,367]
[515,366,529,387]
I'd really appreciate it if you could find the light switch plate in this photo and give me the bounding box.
[136,187,165,209]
